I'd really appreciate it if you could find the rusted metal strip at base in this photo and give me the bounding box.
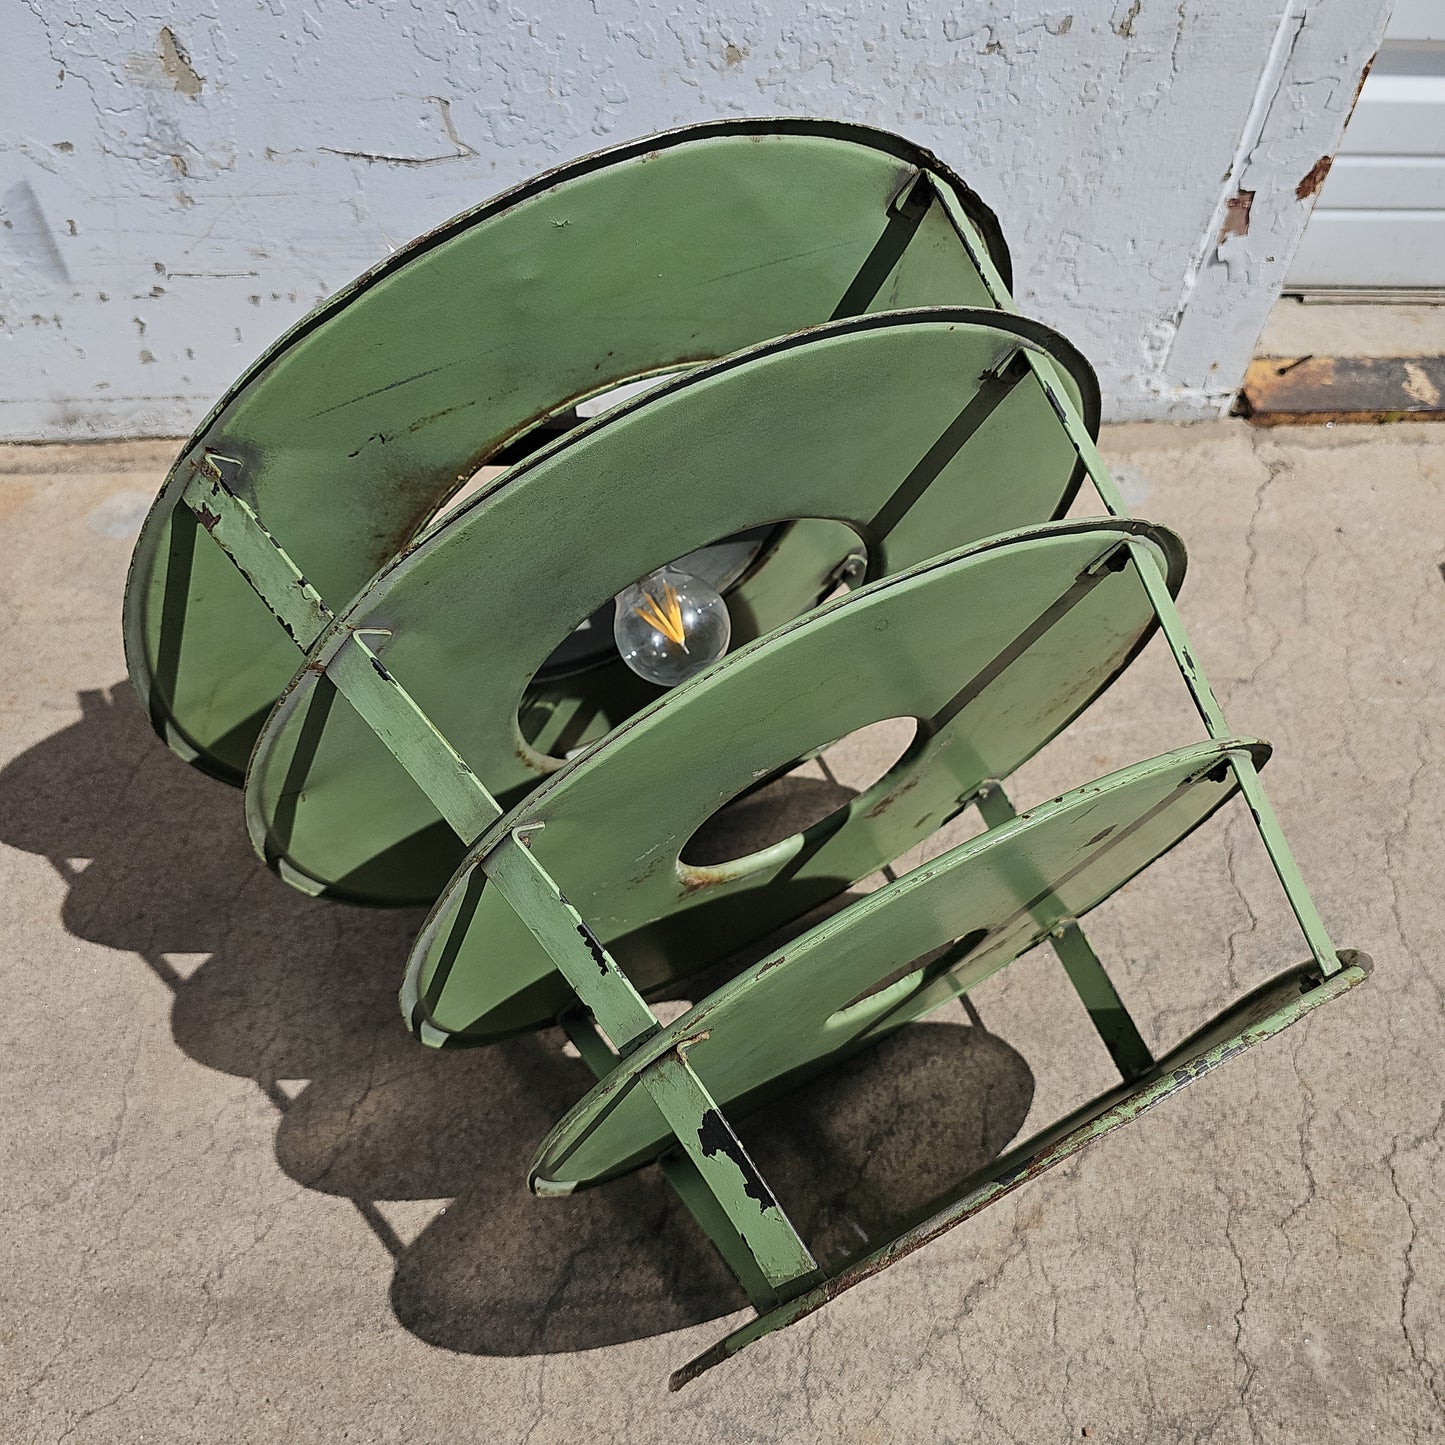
[1239,355,1445,425]
[669,951,1371,1390]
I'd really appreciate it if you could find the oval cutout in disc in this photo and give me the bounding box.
[401,518,1186,1046]
[246,310,1100,904]
[532,737,1269,1190]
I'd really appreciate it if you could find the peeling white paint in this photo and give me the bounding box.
[0,0,1391,437]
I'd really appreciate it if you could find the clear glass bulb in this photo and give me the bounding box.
[613,565,731,687]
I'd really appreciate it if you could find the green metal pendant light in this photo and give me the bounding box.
[124,118,1368,1387]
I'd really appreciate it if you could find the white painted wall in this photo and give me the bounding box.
[1,0,1389,436]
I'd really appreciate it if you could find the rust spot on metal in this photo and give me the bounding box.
[405,401,481,435]
[865,769,921,819]
[1239,354,1445,425]
[192,504,221,532]
[1295,156,1332,202]
[677,861,737,892]
[347,432,391,458]
[1350,54,1375,117]
[1218,189,1254,243]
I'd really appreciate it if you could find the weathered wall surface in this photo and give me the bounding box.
[2,0,1388,437]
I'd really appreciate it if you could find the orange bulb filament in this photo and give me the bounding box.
[631,579,690,651]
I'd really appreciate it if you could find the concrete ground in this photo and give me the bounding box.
[2,422,1442,1443]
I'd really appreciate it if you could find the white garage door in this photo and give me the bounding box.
[1288,0,1445,292]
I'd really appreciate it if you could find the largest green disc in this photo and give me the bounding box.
[123,119,1014,785]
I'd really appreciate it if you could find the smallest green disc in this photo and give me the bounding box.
[532,737,1268,1190]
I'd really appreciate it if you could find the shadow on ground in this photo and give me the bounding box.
[0,683,1035,1356]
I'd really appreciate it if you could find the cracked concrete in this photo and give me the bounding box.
[1,421,1442,1442]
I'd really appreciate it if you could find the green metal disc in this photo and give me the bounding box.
[669,946,1370,1388]
[400,519,1187,1045]
[122,119,1013,785]
[531,737,1269,1191]
[245,311,1100,905]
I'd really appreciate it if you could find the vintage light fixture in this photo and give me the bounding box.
[614,564,732,686]
[124,118,1368,1387]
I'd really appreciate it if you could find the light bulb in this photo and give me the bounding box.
[614,565,731,687]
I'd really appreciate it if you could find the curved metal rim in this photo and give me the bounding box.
[245,309,1105,905]
[164,118,1015,456]
[122,118,1015,778]
[401,515,1189,1045]
[530,737,1272,1189]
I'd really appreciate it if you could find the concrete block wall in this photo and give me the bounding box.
[1,0,1389,437]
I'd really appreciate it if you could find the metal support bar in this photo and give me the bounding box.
[1113,538,1341,977]
[972,779,1155,1082]
[947,327,1345,982]
[933,186,1017,315]
[1047,921,1156,1077]
[556,1005,620,1077]
[642,1049,821,1294]
[829,167,935,320]
[179,457,506,846]
[925,537,1127,736]
[965,786,1156,1080]
[179,457,333,652]
[864,346,1030,569]
[496,835,819,1292]
[658,1152,792,1312]
[326,633,504,844]
[557,1006,797,1311]
[486,833,660,1053]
